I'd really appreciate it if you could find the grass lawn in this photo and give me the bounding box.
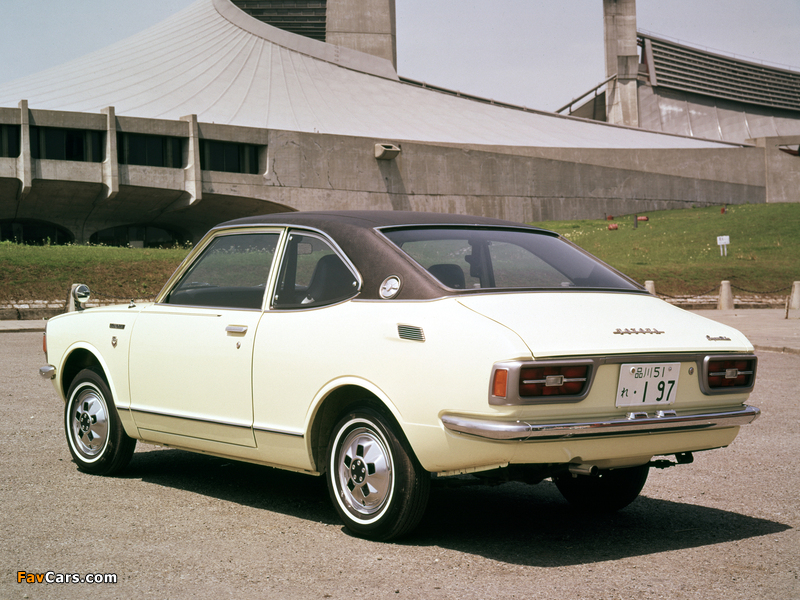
[1,203,798,301]
[528,203,800,297]
[0,243,191,302]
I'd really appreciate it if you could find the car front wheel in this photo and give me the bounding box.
[553,464,650,512]
[65,368,136,475]
[326,408,429,541]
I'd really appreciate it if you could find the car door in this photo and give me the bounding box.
[128,229,282,448]
[251,231,361,446]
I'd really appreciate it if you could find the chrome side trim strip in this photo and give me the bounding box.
[441,405,760,441]
[129,406,252,430]
[128,407,306,439]
[253,425,305,438]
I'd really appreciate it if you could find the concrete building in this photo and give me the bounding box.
[0,0,786,245]
[565,0,800,206]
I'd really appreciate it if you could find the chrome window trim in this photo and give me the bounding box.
[155,226,287,310]
[269,228,363,311]
[153,303,265,312]
[374,224,644,293]
[489,352,758,406]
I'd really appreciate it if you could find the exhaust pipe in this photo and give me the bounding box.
[568,464,598,477]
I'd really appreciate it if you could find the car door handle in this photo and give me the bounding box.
[225,325,248,334]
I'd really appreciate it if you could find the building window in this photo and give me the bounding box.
[200,140,260,174]
[230,1,327,42]
[0,124,20,158]
[30,127,104,162]
[117,132,184,168]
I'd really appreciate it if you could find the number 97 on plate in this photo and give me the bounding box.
[615,363,680,408]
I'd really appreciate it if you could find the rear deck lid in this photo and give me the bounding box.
[458,292,753,358]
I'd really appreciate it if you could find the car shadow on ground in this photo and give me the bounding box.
[414,482,790,566]
[124,445,338,524]
[124,446,790,566]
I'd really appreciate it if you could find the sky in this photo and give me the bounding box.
[0,0,798,112]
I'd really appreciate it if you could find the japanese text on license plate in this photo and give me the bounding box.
[615,363,680,408]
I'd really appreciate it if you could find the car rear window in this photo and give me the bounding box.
[381,227,640,291]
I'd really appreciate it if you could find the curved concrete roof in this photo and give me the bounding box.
[0,0,734,149]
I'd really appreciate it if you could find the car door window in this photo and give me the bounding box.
[166,232,279,309]
[273,233,359,308]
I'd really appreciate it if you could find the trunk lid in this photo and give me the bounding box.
[457,292,753,359]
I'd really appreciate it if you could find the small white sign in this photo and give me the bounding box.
[717,235,730,256]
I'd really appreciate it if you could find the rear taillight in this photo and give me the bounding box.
[492,368,509,398]
[707,358,756,390]
[519,364,590,398]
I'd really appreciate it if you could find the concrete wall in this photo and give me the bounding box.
[750,135,800,203]
[326,0,397,70]
[260,132,764,222]
[0,104,772,243]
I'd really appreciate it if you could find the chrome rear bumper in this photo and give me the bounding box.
[441,405,760,441]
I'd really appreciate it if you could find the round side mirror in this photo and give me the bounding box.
[73,284,91,307]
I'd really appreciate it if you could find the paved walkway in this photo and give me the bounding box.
[3,308,798,354]
[691,308,800,355]
[0,320,49,333]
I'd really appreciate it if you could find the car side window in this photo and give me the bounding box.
[166,232,279,309]
[273,233,359,309]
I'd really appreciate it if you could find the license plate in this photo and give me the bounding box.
[616,363,680,408]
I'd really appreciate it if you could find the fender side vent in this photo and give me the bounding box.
[398,324,425,342]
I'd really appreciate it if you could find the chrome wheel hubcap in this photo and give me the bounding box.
[337,426,393,517]
[70,386,109,458]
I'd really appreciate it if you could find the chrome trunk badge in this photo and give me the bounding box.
[614,328,665,335]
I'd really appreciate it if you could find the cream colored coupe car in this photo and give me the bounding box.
[40,211,759,540]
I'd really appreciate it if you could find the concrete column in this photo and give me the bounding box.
[603,0,639,127]
[16,100,32,200]
[644,280,656,295]
[180,114,202,207]
[327,0,397,70]
[100,106,119,201]
[748,135,800,204]
[790,281,800,310]
[717,281,734,310]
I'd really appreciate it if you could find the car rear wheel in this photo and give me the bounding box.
[553,464,649,512]
[65,369,135,475]
[326,407,429,541]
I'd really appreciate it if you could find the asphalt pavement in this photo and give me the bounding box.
[4,308,799,354]
[2,330,798,599]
